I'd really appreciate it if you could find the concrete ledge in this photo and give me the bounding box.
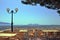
[0,33,16,37]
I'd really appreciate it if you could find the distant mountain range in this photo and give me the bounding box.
[0,22,10,30]
[0,22,10,26]
[0,22,60,30]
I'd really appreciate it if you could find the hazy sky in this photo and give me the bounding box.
[0,0,60,25]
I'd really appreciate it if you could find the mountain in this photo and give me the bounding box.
[0,22,10,30]
[0,22,60,30]
[28,24,40,26]
[13,24,60,30]
[0,22,10,26]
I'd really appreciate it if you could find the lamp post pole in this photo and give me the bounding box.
[11,10,14,32]
[7,8,18,32]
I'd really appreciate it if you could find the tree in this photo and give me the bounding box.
[21,0,60,15]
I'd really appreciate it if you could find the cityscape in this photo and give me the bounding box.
[0,0,60,40]
[0,23,60,40]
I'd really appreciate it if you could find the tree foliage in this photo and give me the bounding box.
[21,0,60,15]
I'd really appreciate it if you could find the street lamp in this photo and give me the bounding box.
[6,8,18,32]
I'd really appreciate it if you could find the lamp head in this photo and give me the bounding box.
[11,10,14,13]
[15,8,18,13]
[7,8,10,13]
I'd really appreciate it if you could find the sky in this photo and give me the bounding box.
[0,0,60,25]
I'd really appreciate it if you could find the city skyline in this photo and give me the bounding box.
[0,0,60,25]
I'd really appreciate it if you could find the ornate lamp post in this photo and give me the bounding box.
[6,8,18,32]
